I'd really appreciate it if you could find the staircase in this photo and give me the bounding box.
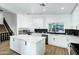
[3,18,13,35]
[0,18,13,42]
[0,24,8,33]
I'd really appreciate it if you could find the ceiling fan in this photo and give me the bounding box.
[0,9,3,11]
[40,3,46,7]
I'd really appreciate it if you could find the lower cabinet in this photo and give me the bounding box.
[48,35,56,46]
[48,34,68,48]
[36,39,45,55]
[55,35,68,48]
[19,40,37,55]
[18,39,28,54]
[10,37,20,53]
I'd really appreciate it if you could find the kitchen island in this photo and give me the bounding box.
[10,35,45,55]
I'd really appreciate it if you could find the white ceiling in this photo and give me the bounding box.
[0,3,77,14]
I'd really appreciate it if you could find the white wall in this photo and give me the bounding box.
[0,12,3,24]
[17,14,72,33]
[72,4,79,29]
[44,15,72,29]
[31,14,72,30]
[17,14,32,28]
[3,12,17,35]
[17,14,33,34]
[31,15,44,30]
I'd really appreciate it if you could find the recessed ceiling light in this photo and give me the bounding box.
[61,7,64,10]
[43,8,46,11]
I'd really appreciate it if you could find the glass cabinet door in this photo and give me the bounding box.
[48,23,56,32]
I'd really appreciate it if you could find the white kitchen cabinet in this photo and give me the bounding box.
[48,34,56,45]
[36,39,45,55]
[55,35,68,48]
[20,40,36,55]
[18,39,28,54]
[10,37,19,53]
[48,34,68,48]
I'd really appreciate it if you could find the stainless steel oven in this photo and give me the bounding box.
[70,43,78,55]
[70,46,77,55]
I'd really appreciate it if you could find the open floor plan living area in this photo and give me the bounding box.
[0,3,79,55]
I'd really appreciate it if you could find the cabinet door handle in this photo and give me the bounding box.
[68,44,70,47]
[13,38,15,41]
[25,41,27,45]
[53,38,55,40]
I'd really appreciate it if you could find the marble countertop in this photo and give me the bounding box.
[31,32,79,44]
[66,35,79,44]
[10,34,45,43]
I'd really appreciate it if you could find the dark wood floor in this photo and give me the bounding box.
[0,40,69,55]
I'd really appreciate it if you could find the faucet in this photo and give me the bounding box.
[76,25,79,30]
